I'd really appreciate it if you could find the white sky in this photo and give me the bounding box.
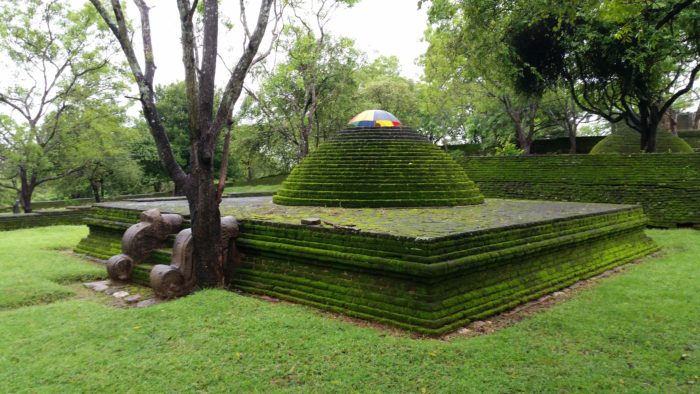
[88,0,429,86]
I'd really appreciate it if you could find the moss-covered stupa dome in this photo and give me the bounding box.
[273,111,485,207]
[590,128,694,154]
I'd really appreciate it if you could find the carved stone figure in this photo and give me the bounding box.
[107,209,184,281]
[150,216,240,298]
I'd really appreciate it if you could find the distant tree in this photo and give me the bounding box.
[507,0,700,152]
[421,0,554,154]
[0,1,120,212]
[53,102,143,202]
[539,89,593,153]
[359,77,420,127]
[246,0,359,160]
[129,122,171,193]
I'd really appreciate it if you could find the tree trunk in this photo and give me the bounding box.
[515,124,531,154]
[568,125,577,154]
[693,103,700,130]
[670,114,678,136]
[174,182,186,197]
[566,111,577,154]
[187,165,223,288]
[641,125,658,153]
[91,179,102,203]
[662,108,679,135]
[20,187,33,213]
[246,165,253,181]
[18,167,34,213]
[300,124,311,159]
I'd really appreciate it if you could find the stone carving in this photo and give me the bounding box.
[106,209,184,281]
[150,216,240,298]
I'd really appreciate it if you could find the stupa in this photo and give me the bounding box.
[76,111,657,335]
[274,110,484,207]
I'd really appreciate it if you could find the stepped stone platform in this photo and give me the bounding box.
[75,196,656,335]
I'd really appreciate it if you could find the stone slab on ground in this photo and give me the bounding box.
[83,280,111,292]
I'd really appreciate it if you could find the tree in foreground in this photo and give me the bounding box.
[90,0,280,287]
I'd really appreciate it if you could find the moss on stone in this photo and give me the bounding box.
[74,197,656,335]
[460,154,700,228]
[590,128,694,154]
[679,129,700,151]
[273,127,485,207]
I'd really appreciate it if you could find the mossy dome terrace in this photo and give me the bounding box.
[590,127,694,154]
[273,124,485,207]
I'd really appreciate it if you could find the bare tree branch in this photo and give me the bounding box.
[198,0,220,135]
[177,0,202,139]
[35,164,85,186]
[208,0,274,151]
[133,0,156,85]
[251,0,284,67]
[90,0,187,185]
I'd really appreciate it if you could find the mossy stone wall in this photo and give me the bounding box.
[0,191,174,213]
[461,154,700,228]
[0,207,90,231]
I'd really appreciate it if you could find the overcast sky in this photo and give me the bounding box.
[91,0,429,86]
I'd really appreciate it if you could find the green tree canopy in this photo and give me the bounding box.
[0,0,123,212]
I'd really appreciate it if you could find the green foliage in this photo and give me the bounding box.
[590,128,694,154]
[229,122,296,181]
[153,82,193,170]
[0,0,125,209]
[245,10,363,161]
[420,1,582,152]
[51,101,145,200]
[493,139,524,156]
[505,0,700,151]
[129,123,173,193]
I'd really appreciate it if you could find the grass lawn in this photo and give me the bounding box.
[0,226,698,392]
[224,174,287,194]
[0,227,104,310]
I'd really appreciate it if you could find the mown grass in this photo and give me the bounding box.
[0,226,104,309]
[224,174,287,194]
[0,227,698,392]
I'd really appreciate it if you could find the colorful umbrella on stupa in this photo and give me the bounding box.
[348,110,401,127]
